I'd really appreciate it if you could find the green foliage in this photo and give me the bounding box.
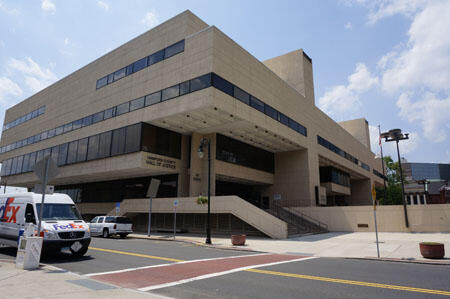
[196,196,208,205]
[376,155,405,205]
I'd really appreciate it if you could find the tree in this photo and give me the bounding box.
[376,156,404,205]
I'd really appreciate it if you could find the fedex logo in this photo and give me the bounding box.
[52,223,84,230]
[0,198,20,223]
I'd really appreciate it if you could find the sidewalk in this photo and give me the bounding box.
[0,260,166,299]
[130,232,450,264]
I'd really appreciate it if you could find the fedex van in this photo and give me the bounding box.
[0,192,91,256]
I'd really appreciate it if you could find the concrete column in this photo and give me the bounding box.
[177,134,191,197]
[189,132,216,197]
[417,194,421,205]
[349,178,372,205]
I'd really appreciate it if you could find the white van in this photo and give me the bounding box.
[0,192,91,256]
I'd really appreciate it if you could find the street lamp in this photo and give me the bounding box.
[380,128,409,228]
[198,138,212,244]
[417,179,430,204]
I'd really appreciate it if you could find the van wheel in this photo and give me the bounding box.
[102,228,109,238]
[71,247,88,257]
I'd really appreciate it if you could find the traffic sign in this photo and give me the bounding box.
[173,199,179,208]
[146,179,161,198]
[115,202,120,214]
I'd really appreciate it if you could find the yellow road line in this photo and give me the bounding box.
[245,269,450,296]
[89,247,184,262]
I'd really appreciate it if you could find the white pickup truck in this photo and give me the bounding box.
[89,216,133,238]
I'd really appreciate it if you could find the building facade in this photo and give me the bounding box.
[0,11,384,237]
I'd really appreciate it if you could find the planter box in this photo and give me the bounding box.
[231,234,246,246]
[419,242,445,259]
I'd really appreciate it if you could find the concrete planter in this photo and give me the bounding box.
[231,234,246,246]
[419,242,445,259]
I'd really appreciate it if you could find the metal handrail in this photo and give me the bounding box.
[283,205,328,231]
[270,201,328,232]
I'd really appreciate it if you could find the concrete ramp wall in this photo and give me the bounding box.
[114,196,288,238]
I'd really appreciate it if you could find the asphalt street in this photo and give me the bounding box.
[1,236,449,298]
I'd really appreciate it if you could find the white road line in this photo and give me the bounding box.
[85,252,269,277]
[138,256,318,292]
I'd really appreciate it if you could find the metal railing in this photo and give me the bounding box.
[270,201,328,234]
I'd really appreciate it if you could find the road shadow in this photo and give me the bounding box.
[285,232,352,242]
[0,245,94,263]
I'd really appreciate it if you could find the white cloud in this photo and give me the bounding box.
[0,77,22,105]
[381,1,450,94]
[41,0,55,14]
[97,1,109,11]
[141,9,159,28]
[344,22,353,29]
[319,63,378,118]
[7,57,58,93]
[397,92,450,143]
[0,1,19,15]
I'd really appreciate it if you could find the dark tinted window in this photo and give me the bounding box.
[191,73,211,92]
[96,76,108,89]
[111,127,126,156]
[57,143,68,166]
[55,126,64,136]
[216,134,274,173]
[125,64,134,76]
[41,131,48,140]
[29,152,37,171]
[133,57,147,72]
[125,124,141,153]
[38,106,45,115]
[72,119,82,130]
[11,157,17,175]
[107,73,114,84]
[51,146,59,164]
[161,85,179,101]
[44,148,51,158]
[264,105,278,120]
[104,107,115,119]
[212,73,233,96]
[148,49,164,65]
[164,40,184,59]
[34,134,41,142]
[16,155,23,174]
[179,81,190,96]
[113,67,126,81]
[279,113,289,126]
[76,138,88,162]
[145,91,161,106]
[67,141,78,164]
[36,150,44,164]
[31,110,38,118]
[63,122,73,133]
[22,154,30,173]
[47,128,55,138]
[98,131,112,158]
[234,86,250,104]
[92,111,104,124]
[87,135,99,160]
[250,96,264,112]
[116,102,129,116]
[130,97,144,111]
[82,115,93,127]
[141,123,181,159]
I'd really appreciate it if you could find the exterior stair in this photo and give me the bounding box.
[268,201,328,237]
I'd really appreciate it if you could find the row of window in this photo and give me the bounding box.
[1,72,307,155]
[216,134,274,173]
[96,40,185,89]
[373,169,386,180]
[0,122,182,177]
[3,106,45,131]
[317,135,370,172]
[211,73,307,137]
[320,166,351,187]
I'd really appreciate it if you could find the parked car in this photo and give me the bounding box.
[89,216,133,238]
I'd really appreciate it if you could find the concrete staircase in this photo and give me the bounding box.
[268,201,328,237]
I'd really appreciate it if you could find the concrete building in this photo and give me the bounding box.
[403,162,450,205]
[0,11,384,238]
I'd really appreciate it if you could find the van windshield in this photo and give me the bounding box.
[36,204,82,221]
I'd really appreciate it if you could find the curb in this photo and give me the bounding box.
[128,234,261,253]
[348,256,450,266]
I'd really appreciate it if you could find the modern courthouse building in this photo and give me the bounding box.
[0,11,384,237]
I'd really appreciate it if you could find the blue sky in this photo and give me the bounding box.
[0,0,449,163]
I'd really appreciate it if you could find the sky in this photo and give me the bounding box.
[0,0,449,164]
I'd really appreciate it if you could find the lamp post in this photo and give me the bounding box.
[417,179,430,204]
[380,128,409,228]
[198,138,212,244]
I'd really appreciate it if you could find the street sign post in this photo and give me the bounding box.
[372,185,380,258]
[173,199,178,239]
[34,156,58,237]
[146,179,160,237]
